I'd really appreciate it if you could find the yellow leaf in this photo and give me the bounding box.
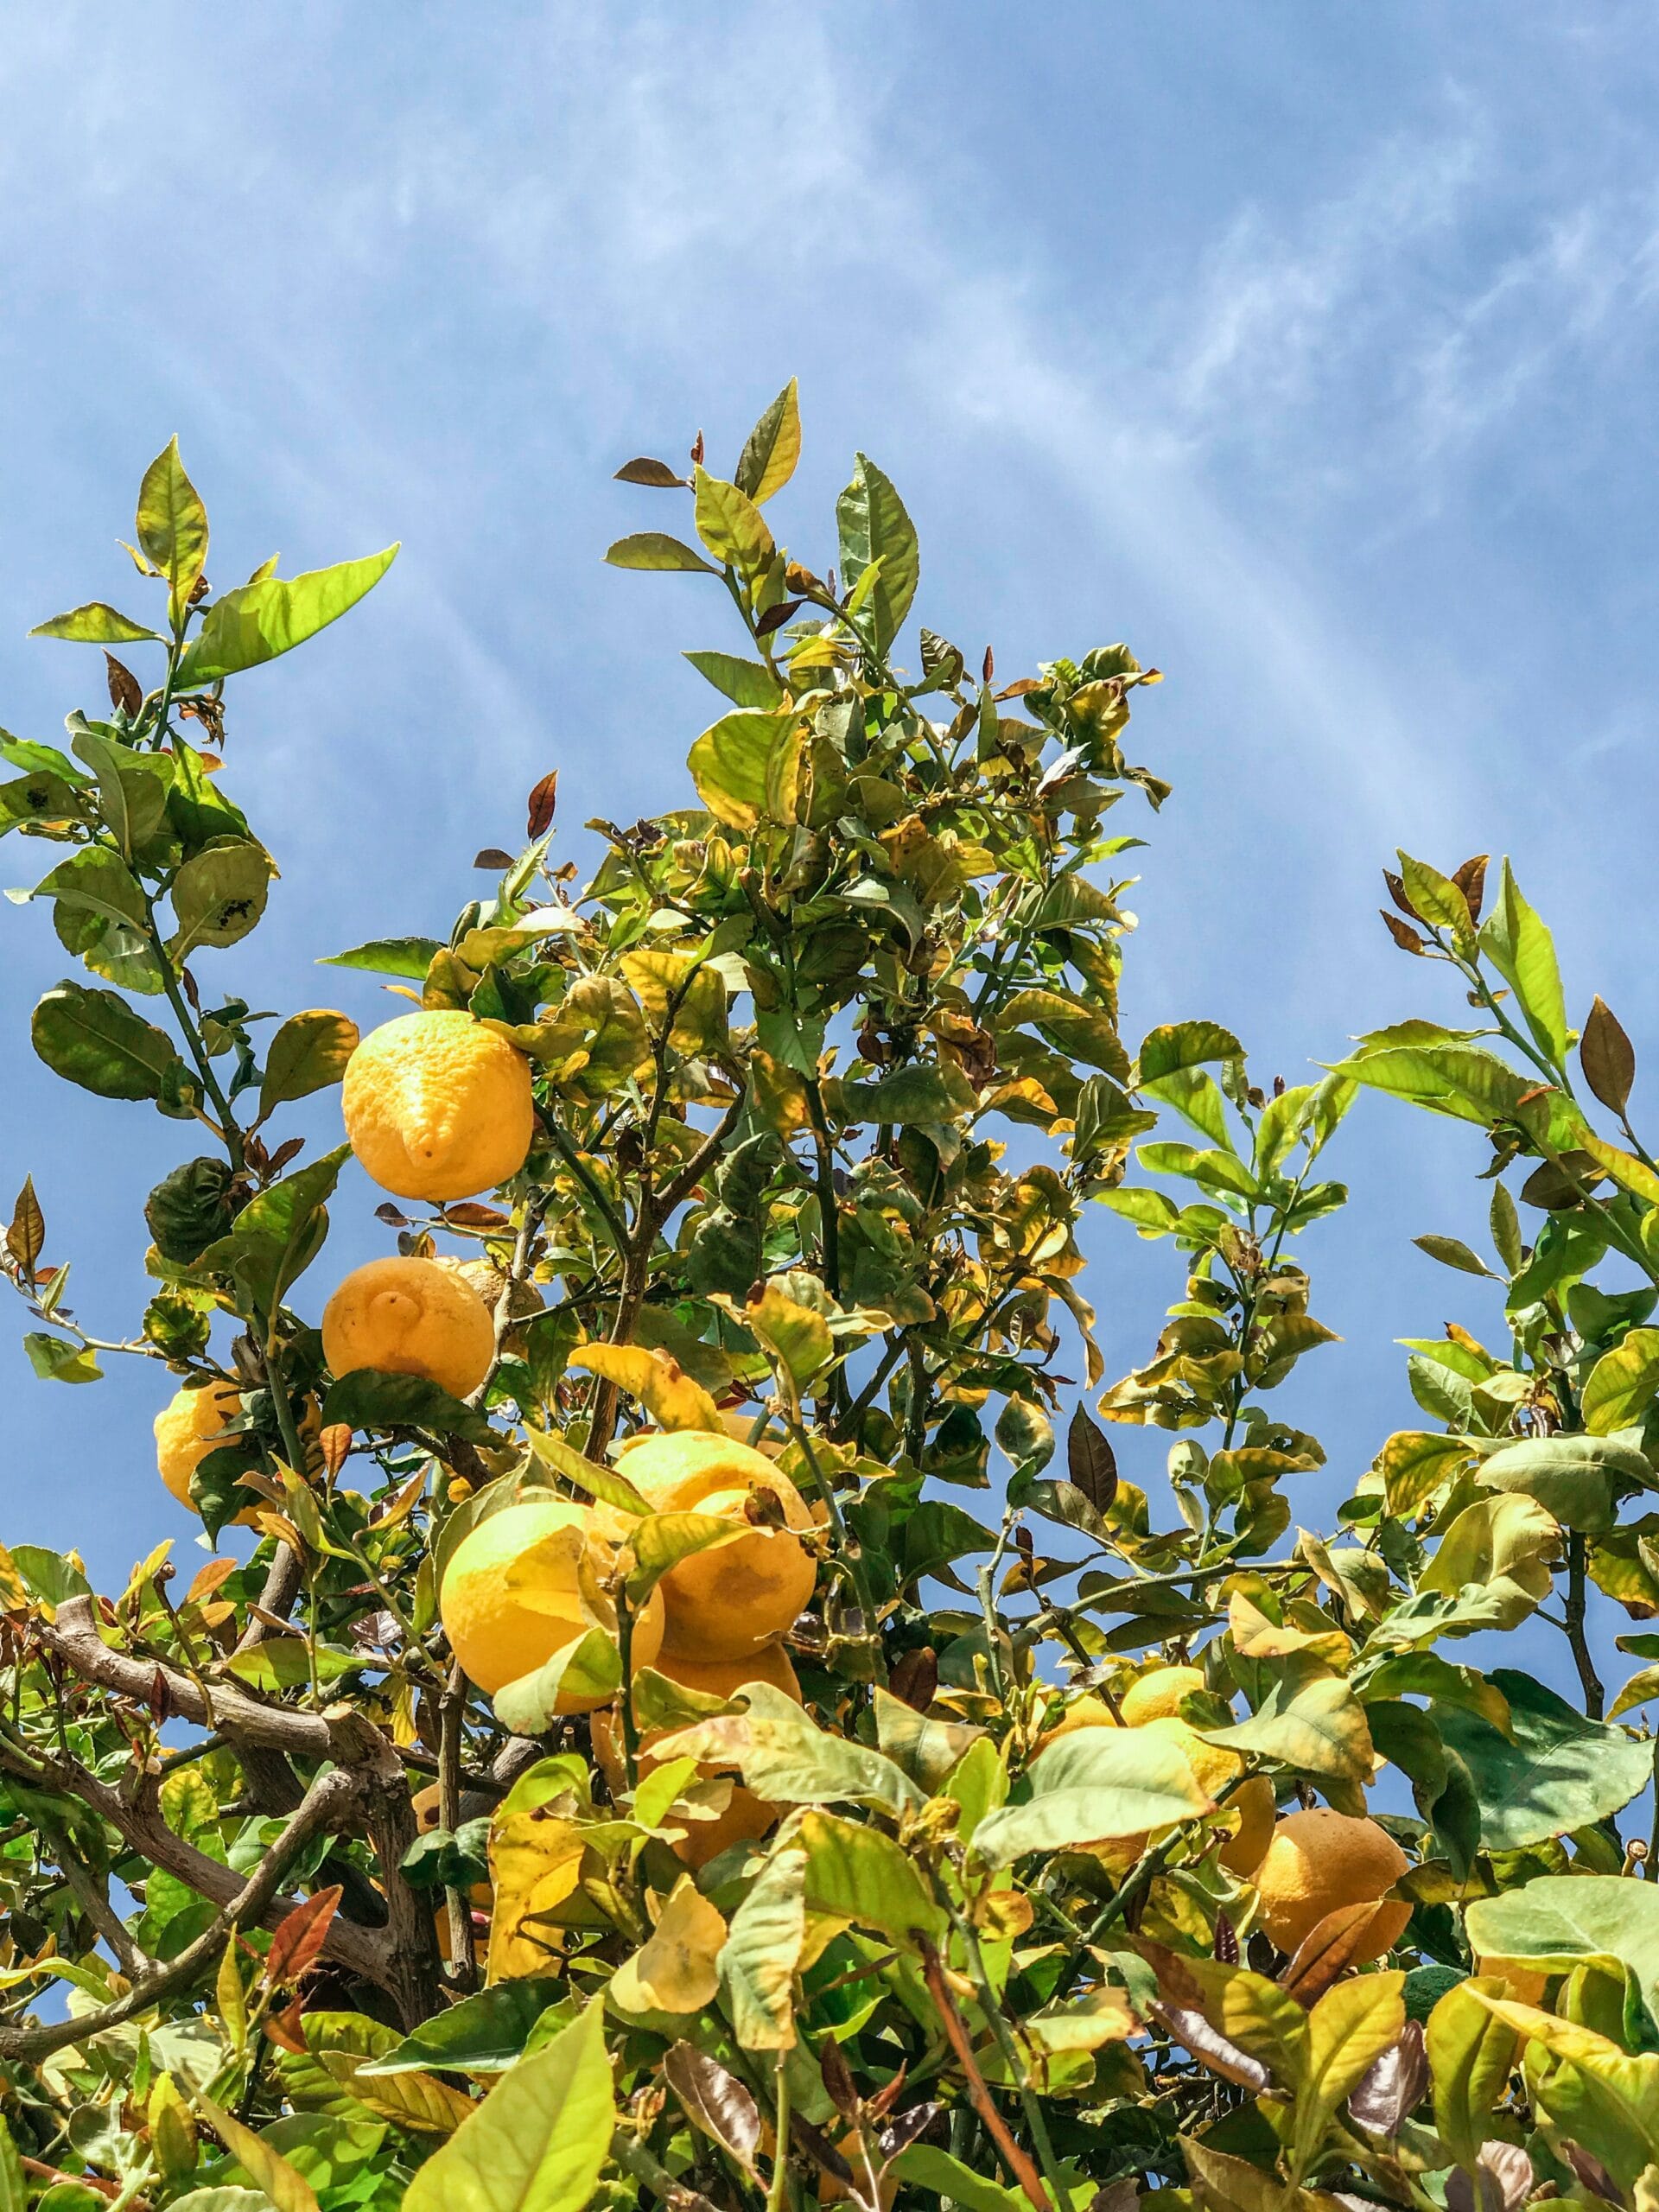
[487,1809,587,1983]
[197,2093,321,2212]
[566,1344,722,1436]
[1300,1970,1406,2150]
[1420,1492,1562,1626]
[612,1876,728,2014]
[319,2050,474,2135]
[1026,1986,1140,2051]
[121,1538,174,1610]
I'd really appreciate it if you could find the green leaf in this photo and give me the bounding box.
[364,1980,565,2076]
[137,436,209,623]
[603,532,717,575]
[1436,1669,1650,1850]
[200,1144,349,1309]
[1583,1327,1659,1435]
[1465,1875,1659,2017]
[836,454,918,653]
[23,1332,101,1384]
[30,602,164,645]
[660,1683,924,1817]
[226,1640,361,1692]
[0,2120,26,2212]
[1477,1433,1644,1535]
[1001,988,1128,1080]
[970,1726,1213,1865]
[734,378,801,505]
[685,707,794,831]
[175,546,399,686]
[742,1278,834,1394]
[1414,1234,1499,1280]
[493,1628,621,1737]
[1203,1663,1375,1785]
[842,1060,977,1125]
[796,1808,945,1944]
[146,1155,238,1264]
[401,1999,613,2212]
[318,934,442,980]
[1136,1020,1243,1084]
[889,2149,1028,2212]
[626,1512,744,1602]
[1479,859,1568,1065]
[692,470,775,582]
[321,1369,495,1445]
[1397,852,1475,948]
[524,1426,650,1516]
[1424,1978,1519,2175]
[168,838,272,956]
[196,2095,320,2212]
[682,651,785,709]
[719,1844,805,2050]
[258,1011,359,1121]
[34,847,148,933]
[31,979,182,1102]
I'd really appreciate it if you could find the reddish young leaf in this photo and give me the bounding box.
[263,1885,343,1990]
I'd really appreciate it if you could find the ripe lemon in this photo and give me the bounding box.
[594,1638,802,1869]
[1120,1664,1205,1727]
[618,1431,818,1661]
[342,1010,535,1203]
[1035,1693,1122,1751]
[440,1497,664,1704]
[155,1380,249,1516]
[1217,1776,1278,1878]
[321,1255,494,1400]
[1254,1808,1410,1960]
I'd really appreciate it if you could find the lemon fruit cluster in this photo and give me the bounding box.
[612,1430,817,1660]
[439,1497,664,1708]
[342,1010,535,1203]
[321,1255,494,1400]
[155,1380,252,1519]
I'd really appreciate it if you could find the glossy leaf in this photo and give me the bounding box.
[175,546,399,686]
[402,2000,614,2212]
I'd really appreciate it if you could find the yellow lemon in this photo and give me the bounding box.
[321,1255,494,1399]
[155,1381,248,1516]
[440,1497,663,1704]
[1217,1776,1278,1878]
[1120,1664,1205,1727]
[1254,1808,1410,1961]
[1035,1693,1122,1751]
[617,1431,818,1661]
[593,1638,803,1870]
[342,1010,535,1203]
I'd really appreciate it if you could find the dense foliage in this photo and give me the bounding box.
[3,390,1659,2212]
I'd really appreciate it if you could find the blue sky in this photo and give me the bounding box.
[3,1,1659,1711]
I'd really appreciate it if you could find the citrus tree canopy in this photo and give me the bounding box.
[1,395,1657,2212]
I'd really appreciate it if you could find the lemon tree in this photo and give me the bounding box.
[1,395,1658,2212]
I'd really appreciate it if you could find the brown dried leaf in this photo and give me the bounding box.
[663,2041,761,2171]
[1581,995,1637,1117]
[614,457,688,488]
[1066,1403,1118,1512]
[526,769,559,839]
[105,652,143,717]
[6,1178,44,1276]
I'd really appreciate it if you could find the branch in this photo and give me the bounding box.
[917,1936,1051,2212]
[40,1595,337,1758]
[0,1764,365,2061]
